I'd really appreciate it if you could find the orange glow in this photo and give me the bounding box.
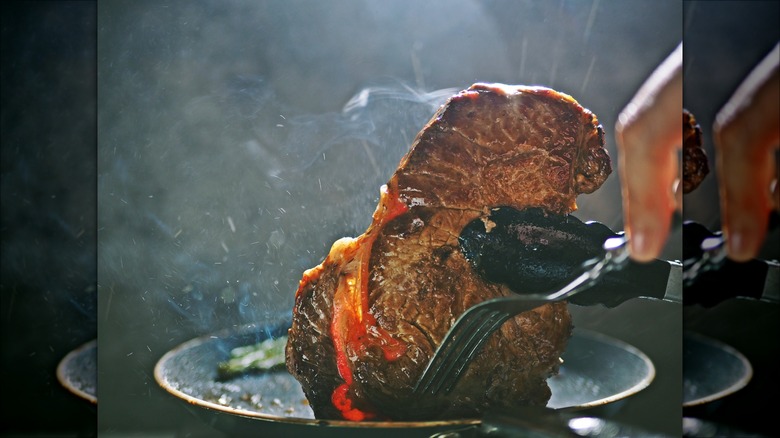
[331,383,373,421]
[327,182,410,420]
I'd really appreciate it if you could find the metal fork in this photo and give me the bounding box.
[413,235,630,397]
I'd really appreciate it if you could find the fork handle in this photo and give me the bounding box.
[568,258,676,307]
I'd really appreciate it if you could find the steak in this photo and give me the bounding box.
[285,83,611,421]
[682,109,709,193]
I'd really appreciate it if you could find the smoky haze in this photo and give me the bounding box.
[100,77,456,332]
[96,0,681,433]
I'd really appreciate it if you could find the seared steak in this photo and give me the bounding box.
[286,83,611,421]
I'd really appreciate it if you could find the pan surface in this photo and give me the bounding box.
[56,339,97,404]
[154,323,654,437]
[683,331,752,407]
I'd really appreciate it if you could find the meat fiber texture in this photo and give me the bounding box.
[682,109,709,194]
[286,83,612,421]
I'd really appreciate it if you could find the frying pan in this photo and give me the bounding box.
[683,331,752,407]
[56,339,97,405]
[154,320,654,437]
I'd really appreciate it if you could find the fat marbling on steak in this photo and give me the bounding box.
[285,83,612,421]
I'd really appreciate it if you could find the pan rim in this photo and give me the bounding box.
[153,323,478,429]
[56,338,98,405]
[153,323,654,429]
[554,329,656,409]
[682,330,753,408]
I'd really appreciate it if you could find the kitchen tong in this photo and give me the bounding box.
[414,216,778,397]
[413,235,632,397]
[682,218,779,306]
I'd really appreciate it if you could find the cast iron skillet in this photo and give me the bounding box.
[154,319,655,438]
[56,339,97,405]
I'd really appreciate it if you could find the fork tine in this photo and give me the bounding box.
[426,309,498,394]
[415,306,493,394]
[416,306,513,395]
[413,236,631,398]
[437,310,510,394]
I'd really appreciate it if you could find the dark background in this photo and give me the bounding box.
[1,1,97,437]
[1,0,776,437]
[681,1,779,437]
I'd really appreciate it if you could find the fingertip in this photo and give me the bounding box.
[628,229,661,263]
[725,230,761,263]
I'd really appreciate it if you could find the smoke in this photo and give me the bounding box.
[226,79,457,323]
[102,77,459,334]
[95,0,686,345]
[276,81,458,179]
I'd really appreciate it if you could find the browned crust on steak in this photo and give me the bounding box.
[396,84,610,214]
[286,83,611,421]
[363,208,572,419]
[683,109,709,193]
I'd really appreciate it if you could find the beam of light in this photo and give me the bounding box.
[519,36,528,79]
[580,55,597,95]
[583,0,600,43]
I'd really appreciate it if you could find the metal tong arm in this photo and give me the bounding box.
[539,236,631,302]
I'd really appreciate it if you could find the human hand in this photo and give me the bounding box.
[615,43,683,262]
[713,43,779,262]
[616,42,779,263]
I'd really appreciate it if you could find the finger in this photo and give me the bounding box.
[714,43,780,262]
[616,44,683,262]
[617,127,680,262]
[715,141,776,261]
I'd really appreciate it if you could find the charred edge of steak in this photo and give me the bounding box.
[683,109,709,194]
